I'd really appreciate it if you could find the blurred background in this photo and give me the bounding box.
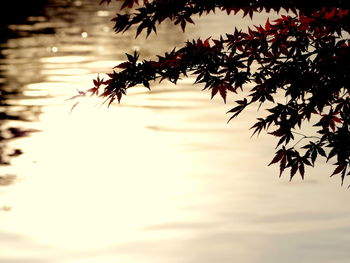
[0,1,350,263]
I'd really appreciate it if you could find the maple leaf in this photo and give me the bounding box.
[250,118,267,136]
[93,74,104,88]
[227,99,249,122]
[330,164,349,185]
[324,8,336,20]
[269,149,285,166]
[87,75,105,96]
[211,81,237,103]
[268,128,286,137]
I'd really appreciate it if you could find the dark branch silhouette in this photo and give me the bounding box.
[77,0,350,185]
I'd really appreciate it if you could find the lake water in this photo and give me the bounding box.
[1,1,350,263]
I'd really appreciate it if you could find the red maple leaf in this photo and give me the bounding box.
[211,82,236,103]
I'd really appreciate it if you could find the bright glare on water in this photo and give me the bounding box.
[0,1,350,263]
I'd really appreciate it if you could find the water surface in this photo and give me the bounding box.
[1,1,350,263]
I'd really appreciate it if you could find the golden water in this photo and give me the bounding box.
[0,1,349,263]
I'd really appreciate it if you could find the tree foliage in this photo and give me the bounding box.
[78,0,350,184]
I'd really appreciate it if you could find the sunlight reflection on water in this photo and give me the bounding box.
[0,1,350,263]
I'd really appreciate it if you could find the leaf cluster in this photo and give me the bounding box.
[79,0,350,185]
